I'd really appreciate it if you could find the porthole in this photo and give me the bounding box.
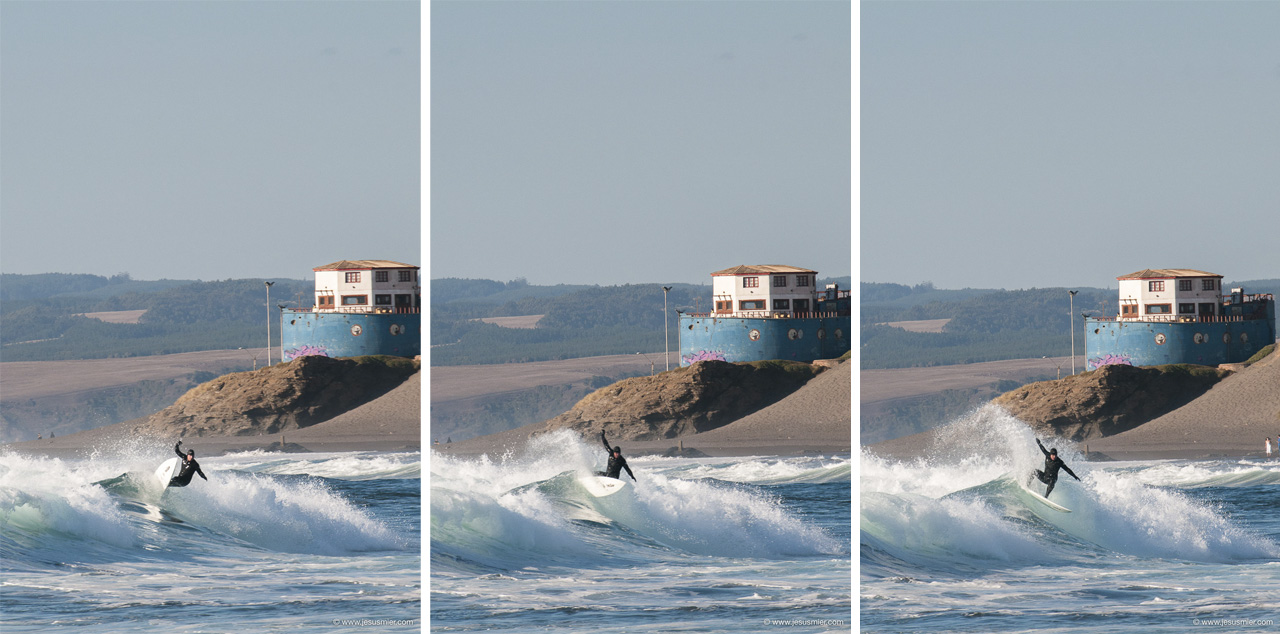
[1241,332,1249,343]
[1155,333,1166,345]
[1193,333,1205,344]
[390,324,403,336]
[1223,333,1231,344]
[351,325,363,336]
[787,328,802,340]
[749,329,761,341]
[817,328,826,340]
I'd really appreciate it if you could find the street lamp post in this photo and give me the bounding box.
[662,286,672,372]
[1069,290,1078,375]
[675,309,684,368]
[278,303,288,364]
[265,281,275,367]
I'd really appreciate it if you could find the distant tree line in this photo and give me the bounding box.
[1,275,310,361]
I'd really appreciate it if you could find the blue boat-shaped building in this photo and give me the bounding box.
[678,265,850,366]
[1084,268,1275,369]
[280,260,421,361]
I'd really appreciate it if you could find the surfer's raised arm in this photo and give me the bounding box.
[1036,438,1050,457]
[601,430,612,455]
[175,441,187,459]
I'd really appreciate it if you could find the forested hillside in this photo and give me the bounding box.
[1,275,310,361]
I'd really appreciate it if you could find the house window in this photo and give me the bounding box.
[796,275,810,287]
[375,294,393,305]
[375,271,389,283]
[1149,281,1165,292]
[739,300,766,311]
[773,299,790,310]
[345,272,361,284]
[743,277,759,288]
[1179,303,1195,314]
[1145,303,1171,315]
[1202,279,1216,291]
[773,276,788,288]
[1179,280,1193,291]
[342,295,368,306]
[399,270,413,282]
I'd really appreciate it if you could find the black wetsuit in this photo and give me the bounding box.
[169,442,208,488]
[600,431,636,481]
[1033,439,1078,498]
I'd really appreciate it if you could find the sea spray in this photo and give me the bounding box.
[0,452,136,549]
[863,404,1280,566]
[162,471,405,555]
[3,449,419,631]
[431,434,851,632]
[432,430,845,563]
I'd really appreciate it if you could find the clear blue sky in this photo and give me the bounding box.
[430,1,852,286]
[862,1,1280,290]
[1,1,420,281]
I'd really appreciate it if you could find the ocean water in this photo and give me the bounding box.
[0,447,420,632]
[862,406,1280,633]
[430,430,852,632]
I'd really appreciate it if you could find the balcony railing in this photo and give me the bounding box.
[681,311,848,319]
[285,306,421,315]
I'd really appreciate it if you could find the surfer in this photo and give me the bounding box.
[1032,438,1078,498]
[599,431,636,482]
[169,441,208,487]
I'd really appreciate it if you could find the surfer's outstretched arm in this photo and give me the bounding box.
[601,430,612,455]
[175,441,186,459]
[1036,438,1050,457]
[623,463,635,482]
[196,464,207,481]
[1062,463,1080,481]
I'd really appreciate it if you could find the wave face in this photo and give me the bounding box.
[1,448,420,631]
[862,405,1280,632]
[431,430,851,632]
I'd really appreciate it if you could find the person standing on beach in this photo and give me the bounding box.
[599,431,636,482]
[1267,436,1272,459]
[169,440,208,487]
[1032,438,1079,499]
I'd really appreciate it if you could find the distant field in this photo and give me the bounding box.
[880,318,950,333]
[473,314,544,329]
[0,348,267,401]
[78,309,148,324]
[861,356,1072,405]
[430,351,678,405]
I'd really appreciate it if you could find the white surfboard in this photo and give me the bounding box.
[155,457,179,488]
[578,475,630,498]
[1019,479,1071,513]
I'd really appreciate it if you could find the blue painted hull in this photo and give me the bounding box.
[678,315,851,366]
[1084,317,1274,369]
[281,311,420,361]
